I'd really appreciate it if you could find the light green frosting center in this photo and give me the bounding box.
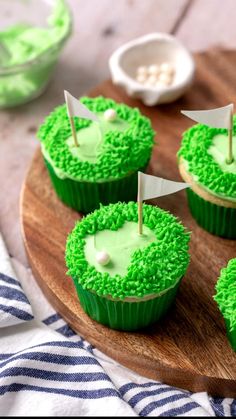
[66,113,129,164]
[85,221,156,277]
[208,134,236,174]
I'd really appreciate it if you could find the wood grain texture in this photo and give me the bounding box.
[21,50,236,397]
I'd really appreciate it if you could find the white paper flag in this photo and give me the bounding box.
[138,172,189,202]
[64,90,99,122]
[181,104,233,129]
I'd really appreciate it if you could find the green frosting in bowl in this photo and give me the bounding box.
[38,96,155,182]
[214,258,236,331]
[0,0,71,107]
[65,202,190,299]
[178,119,236,200]
[0,0,71,68]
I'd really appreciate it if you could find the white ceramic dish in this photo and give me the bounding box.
[109,33,195,106]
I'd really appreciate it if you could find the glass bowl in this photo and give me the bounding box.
[0,0,72,108]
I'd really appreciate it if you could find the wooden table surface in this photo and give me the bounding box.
[1,0,236,268]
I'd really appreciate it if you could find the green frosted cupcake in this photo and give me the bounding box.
[37,96,155,213]
[65,202,190,331]
[178,120,236,238]
[214,258,236,352]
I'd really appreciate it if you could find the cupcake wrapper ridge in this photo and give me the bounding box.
[73,279,181,331]
[187,188,236,239]
[45,159,147,213]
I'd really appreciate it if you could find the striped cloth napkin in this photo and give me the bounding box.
[0,233,235,416]
[0,234,33,327]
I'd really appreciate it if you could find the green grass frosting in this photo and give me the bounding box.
[214,258,236,331]
[178,119,236,199]
[37,96,155,182]
[65,202,190,299]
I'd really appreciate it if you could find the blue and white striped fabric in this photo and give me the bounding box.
[0,234,33,328]
[0,237,235,416]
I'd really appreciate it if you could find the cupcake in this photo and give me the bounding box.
[214,258,236,352]
[178,121,236,238]
[65,202,190,331]
[37,96,155,213]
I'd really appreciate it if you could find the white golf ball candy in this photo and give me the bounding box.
[104,108,117,122]
[147,75,157,85]
[96,251,110,266]
[158,73,172,85]
[148,64,160,75]
[137,65,148,76]
[136,74,147,84]
[160,62,175,76]
[155,80,166,87]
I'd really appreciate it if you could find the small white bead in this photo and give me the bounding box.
[136,65,148,76]
[136,74,147,84]
[158,73,172,85]
[96,251,110,266]
[155,80,166,87]
[148,64,160,76]
[160,62,175,76]
[146,75,157,85]
[104,108,117,122]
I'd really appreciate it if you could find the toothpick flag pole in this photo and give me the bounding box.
[70,115,78,147]
[64,90,99,148]
[138,172,143,235]
[181,104,234,164]
[64,91,78,147]
[137,172,190,235]
[228,108,233,164]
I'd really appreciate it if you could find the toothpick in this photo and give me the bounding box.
[69,116,79,147]
[138,200,143,235]
[227,128,233,164]
[227,110,233,164]
[138,172,143,235]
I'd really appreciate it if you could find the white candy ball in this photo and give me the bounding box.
[155,80,166,87]
[104,108,117,122]
[137,65,148,76]
[136,74,147,84]
[158,73,172,85]
[160,62,175,76]
[96,251,110,266]
[148,64,160,75]
[146,75,157,86]
[155,80,167,87]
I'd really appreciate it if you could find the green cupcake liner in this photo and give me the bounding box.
[73,279,181,331]
[187,188,236,239]
[45,159,146,214]
[225,319,236,352]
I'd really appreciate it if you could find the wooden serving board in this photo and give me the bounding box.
[21,50,236,397]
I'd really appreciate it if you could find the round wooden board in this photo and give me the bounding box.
[21,50,236,397]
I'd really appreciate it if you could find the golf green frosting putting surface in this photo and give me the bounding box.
[38,96,155,182]
[178,120,236,199]
[85,221,156,277]
[66,202,190,299]
[208,134,236,174]
[66,113,129,164]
